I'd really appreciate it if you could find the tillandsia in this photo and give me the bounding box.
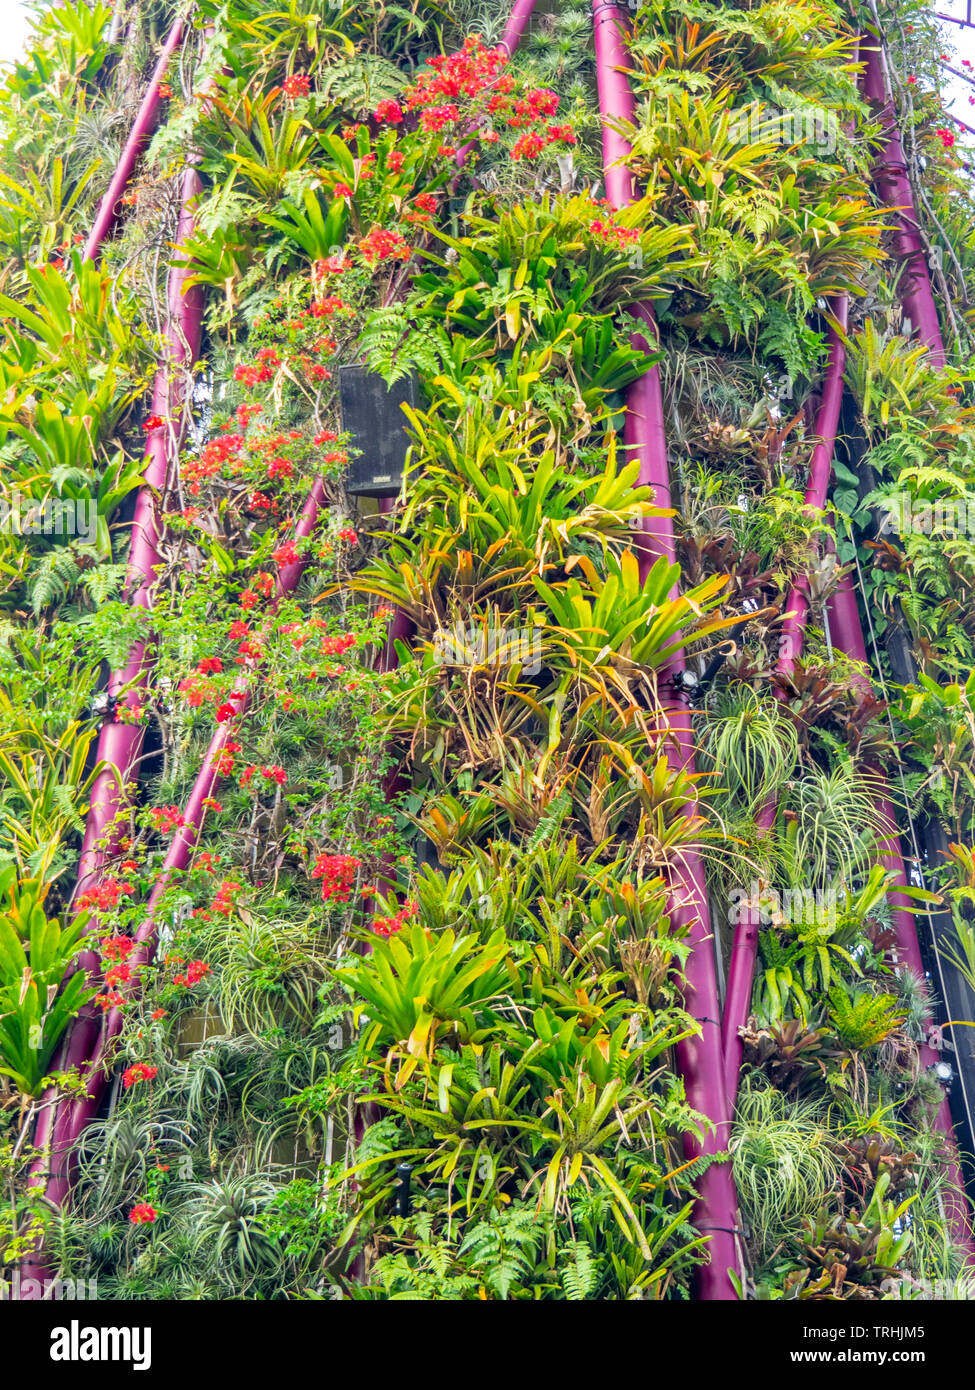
[0,0,973,1307]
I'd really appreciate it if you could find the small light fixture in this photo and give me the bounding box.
[339,365,419,498]
[395,1162,413,1218]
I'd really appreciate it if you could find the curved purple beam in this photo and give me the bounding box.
[20,178,205,1294]
[30,164,204,1151]
[826,577,974,1255]
[820,25,974,1257]
[591,0,740,1300]
[19,477,328,1244]
[720,297,849,1103]
[861,34,946,367]
[83,12,188,262]
[500,0,538,54]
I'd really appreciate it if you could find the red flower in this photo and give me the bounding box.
[337,527,358,544]
[150,805,185,834]
[143,415,166,432]
[197,657,223,675]
[387,150,405,172]
[216,703,237,723]
[272,540,300,568]
[374,99,404,124]
[936,127,956,149]
[129,1203,157,1225]
[311,852,362,902]
[282,73,311,99]
[122,1063,158,1088]
[334,182,353,197]
[101,934,136,962]
[358,227,411,264]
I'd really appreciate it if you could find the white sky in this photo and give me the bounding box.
[0,1,35,67]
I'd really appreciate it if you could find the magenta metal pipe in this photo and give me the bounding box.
[29,167,204,1163]
[74,168,205,905]
[826,574,975,1256]
[861,34,946,366]
[818,23,974,1255]
[500,0,538,53]
[592,0,740,1299]
[19,479,330,1251]
[83,12,188,262]
[720,298,849,1102]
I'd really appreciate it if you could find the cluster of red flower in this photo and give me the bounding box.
[311,852,363,903]
[371,901,417,938]
[77,876,132,913]
[239,763,288,789]
[373,37,575,160]
[282,73,311,100]
[150,805,186,834]
[172,958,211,988]
[122,1062,158,1088]
[358,226,411,264]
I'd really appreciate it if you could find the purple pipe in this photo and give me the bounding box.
[500,0,538,53]
[720,298,849,1102]
[19,479,329,1248]
[83,13,187,262]
[816,23,974,1256]
[826,573,975,1256]
[862,36,946,366]
[28,166,204,1165]
[592,0,741,1300]
[75,169,205,901]
[19,180,205,1289]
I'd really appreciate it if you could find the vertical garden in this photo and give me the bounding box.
[3,0,975,1303]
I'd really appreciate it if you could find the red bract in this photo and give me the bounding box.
[101,934,135,962]
[122,1063,158,1088]
[77,877,131,912]
[272,541,300,568]
[282,73,311,99]
[358,227,411,264]
[150,805,185,833]
[371,901,417,938]
[374,99,403,124]
[129,1203,157,1225]
[311,852,362,902]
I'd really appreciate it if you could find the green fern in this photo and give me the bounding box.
[559,1239,599,1300]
